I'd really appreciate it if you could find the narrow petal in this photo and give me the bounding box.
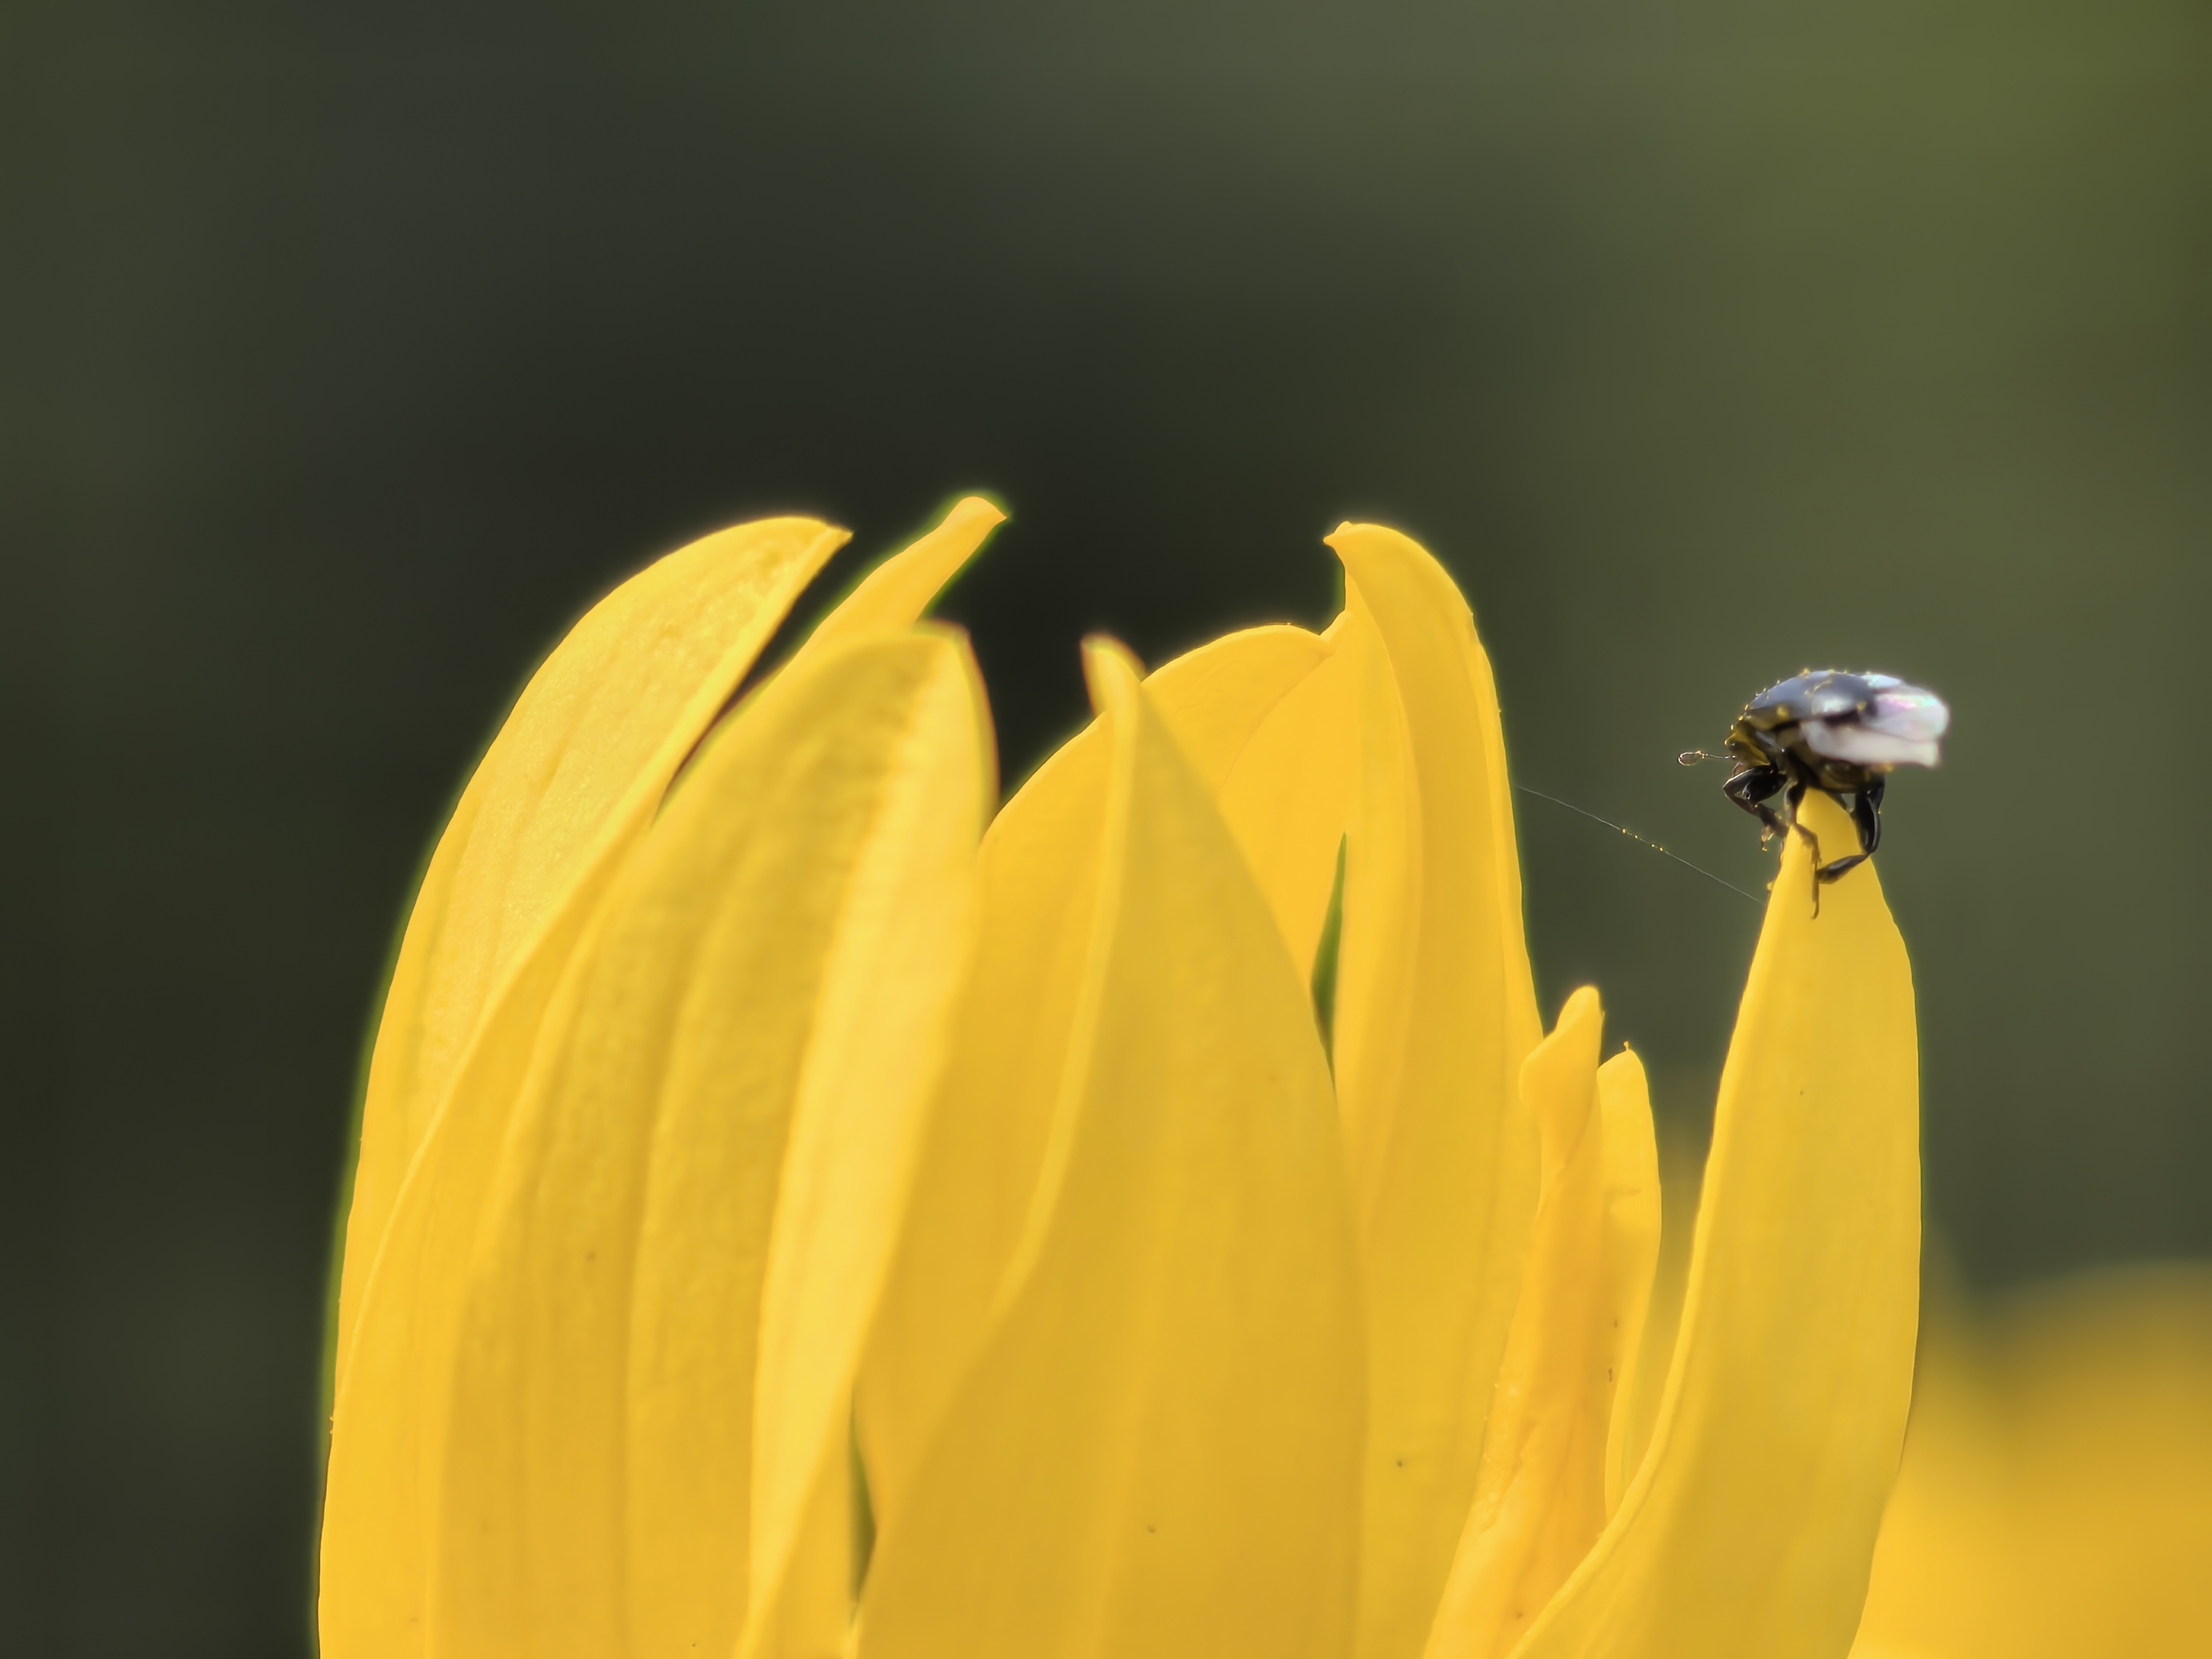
[1425,988,1626,1659]
[738,631,994,1658]
[1596,1049,1662,1514]
[793,495,1006,662]
[321,633,987,1659]
[855,640,1364,1659]
[1325,524,1545,1659]
[1514,790,1920,1659]
[857,623,1354,1528]
[334,516,847,1379]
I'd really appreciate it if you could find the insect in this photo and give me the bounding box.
[1683,669,1950,893]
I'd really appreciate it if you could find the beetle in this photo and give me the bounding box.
[1683,669,1950,894]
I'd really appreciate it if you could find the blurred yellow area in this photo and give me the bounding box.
[1851,1264,2212,1659]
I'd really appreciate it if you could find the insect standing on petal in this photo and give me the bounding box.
[1683,669,1950,905]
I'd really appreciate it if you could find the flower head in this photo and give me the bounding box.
[1852,1265,2212,1659]
[321,497,1921,1659]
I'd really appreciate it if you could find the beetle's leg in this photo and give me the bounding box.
[1783,782,1829,915]
[1856,775,1885,855]
[1812,777,1888,886]
[1722,765,1790,845]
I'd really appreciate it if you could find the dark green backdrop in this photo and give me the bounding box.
[7,1,2208,1652]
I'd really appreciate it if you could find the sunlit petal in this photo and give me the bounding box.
[1326,524,1545,1659]
[1514,790,1919,1659]
[855,640,1365,1659]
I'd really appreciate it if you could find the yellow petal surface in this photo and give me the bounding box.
[1852,1265,2212,1659]
[335,515,848,1377]
[1426,990,1646,1659]
[1514,790,1920,1659]
[855,641,1365,1659]
[411,631,986,1659]
[1326,524,1545,1659]
[857,622,1354,1528]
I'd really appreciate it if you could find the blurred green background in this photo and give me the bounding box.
[5,1,2207,1652]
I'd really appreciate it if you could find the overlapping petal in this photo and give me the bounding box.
[855,641,1365,1659]
[428,630,986,1659]
[321,499,1001,1658]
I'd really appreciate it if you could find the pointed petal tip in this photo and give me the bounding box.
[1079,634,1145,716]
[1557,984,1604,1029]
[1597,1043,1647,1082]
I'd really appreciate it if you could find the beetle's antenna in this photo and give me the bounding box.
[1513,783,1762,905]
[1677,749,1728,766]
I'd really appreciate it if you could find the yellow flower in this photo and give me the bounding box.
[1851,1265,2212,1659]
[320,496,1921,1659]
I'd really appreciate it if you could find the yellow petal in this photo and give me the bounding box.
[855,639,1365,1659]
[1326,524,1545,1659]
[1514,790,1920,1659]
[1425,988,1630,1659]
[1596,1048,1662,1514]
[792,495,1006,663]
[321,631,987,1659]
[334,516,847,1380]
[857,623,1354,1528]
